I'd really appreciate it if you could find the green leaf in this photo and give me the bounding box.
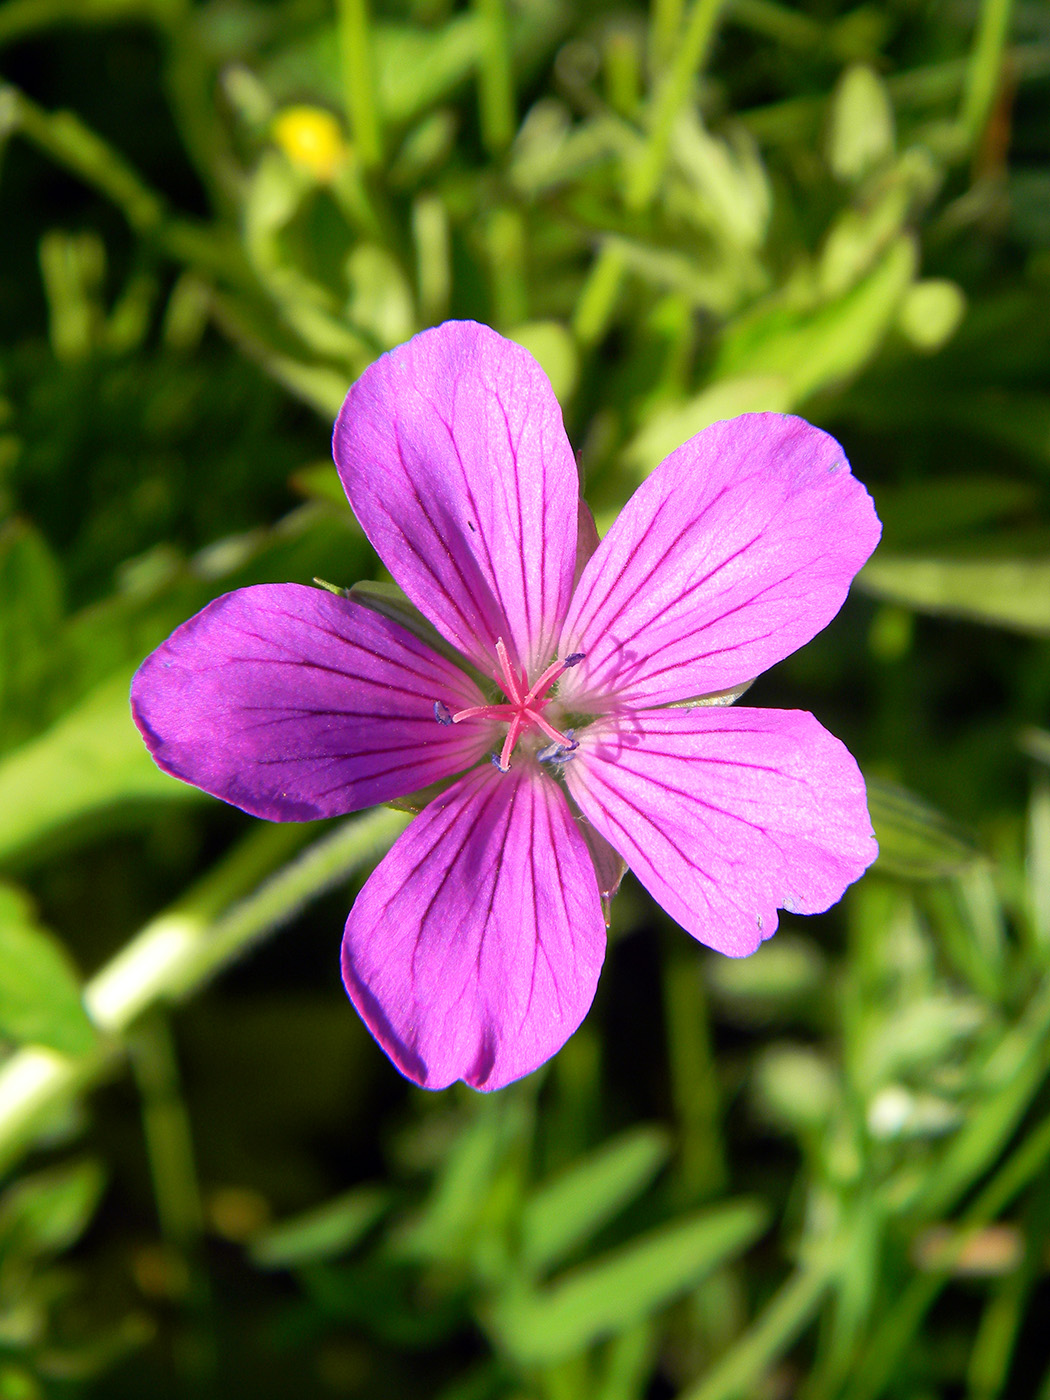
[520,1127,671,1275]
[621,375,791,478]
[872,477,1039,550]
[867,777,981,879]
[0,519,63,750]
[262,18,479,127]
[826,65,895,181]
[375,18,479,125]
[706,933,826,1012]
[858,555,1050,635]
[0,1159,105,1266]
[491,1199,768,1364]
[251,1187,388,1269]
[714,234,917,403]
[350,579,479,676]
[507,321,579,404]
[0,665,197,865]
[752,1044,837,1132]
[1020,728,1050,768]
[895,279,966,352]
[391,1096,527,1263]
[0,883,96,1055]
[289,460,355,510]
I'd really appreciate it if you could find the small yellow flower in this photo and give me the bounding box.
[271,106,347,183]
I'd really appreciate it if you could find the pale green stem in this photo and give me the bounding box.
[842,1109,1050,1400]
[413,194,452,324]
[0,809,408,1175]
[959,0,1014,149]
[0,84,246,285]
[661,932,725,1202]
[678,1244,841,1400]
[649,0,684,77]
[474,0,515,153]
[573,241,627,346]
[337,0,382,169]
[129,1012,205,1250]
[627,0,728,211]
[486,206,528,327]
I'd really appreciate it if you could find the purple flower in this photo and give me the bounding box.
[131,321,880,1091]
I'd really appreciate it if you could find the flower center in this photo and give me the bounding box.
[434,638,584,772]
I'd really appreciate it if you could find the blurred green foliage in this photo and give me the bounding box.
[0,0,1050,1395]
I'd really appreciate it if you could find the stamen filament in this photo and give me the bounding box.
[524,659,565,706]
[500,712,527,771]
[494,638,524,705]
[439,643,587,772]
[531,709,572,746]
[452,703,516,724]
[524,650,586,706]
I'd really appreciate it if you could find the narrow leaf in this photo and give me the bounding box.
[859,554,1050,635]
[521,1127,671,1275]
[251,1187,387,1268]
[867,777,981,880]
[492,1199,768,1364]
[0,1159,105,1265]
[0,667,198,863]
[0,884,96,1055]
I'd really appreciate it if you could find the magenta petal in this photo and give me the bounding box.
[559,414,881,708]
[565,706,877,957]
[333,322,579,676]
[341,763,606,1090]
[130,583,494,821]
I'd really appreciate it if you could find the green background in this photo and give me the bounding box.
[1,0,1049,1395]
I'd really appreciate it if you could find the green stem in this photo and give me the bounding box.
[157,2,241,217]
[0,809,407,1176]
[960,0,1014,149]
[914,975,1050,1220]
[0,84,247,286]
[661,931,726,1202]
[627,0,728,211]
[474,0,515,153]
[129,1012,205,1250]
[337,0,382,169]
[573,240,627,346]
[486,206,527,327]
[842,1110,1050,1400]
[649,0,685,74]
[728,0,822,51]
[678,1246,840,1400]
[0,0,150,47]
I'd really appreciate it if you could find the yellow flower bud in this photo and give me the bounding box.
[271,106,347,183]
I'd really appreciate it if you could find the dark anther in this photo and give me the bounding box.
[434,700,453,725]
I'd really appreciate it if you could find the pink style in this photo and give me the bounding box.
[131,321,881,1092]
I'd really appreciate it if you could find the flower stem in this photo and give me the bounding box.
[0,808,408,1175]
[959,0,1014,149]
[0,83,247,285]
[626,0,728,211]
[337,0,382,169]
[679,1245,841,1400]
[474,0,515,153]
